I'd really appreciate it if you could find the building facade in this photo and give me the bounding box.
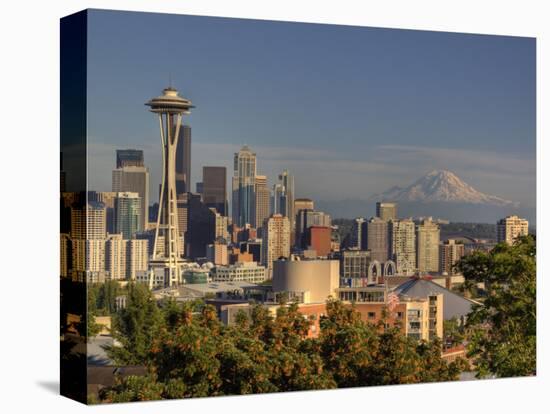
[112,166,149,231]
[262,214,291,273]
[376,202,397,221]
[202,166,227,215]
[416,217,440,273]
[439,239,465,275]
[232,145,257,227]
[497,215,529,245]
[390,219,416,274]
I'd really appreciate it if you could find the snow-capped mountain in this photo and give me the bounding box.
[370,170,518,207]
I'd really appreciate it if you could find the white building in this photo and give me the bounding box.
[497,215,529,245]
[213,262,267,283]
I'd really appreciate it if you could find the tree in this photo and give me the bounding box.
[105,283,163,365]
[457,235,536,378]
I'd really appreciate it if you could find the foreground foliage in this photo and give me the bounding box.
[100,293,466,403]
[457,235,536,378]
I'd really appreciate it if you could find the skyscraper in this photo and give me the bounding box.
[112,166,149,231]
[232,145,257,227]
[202,166,227,215]
[416,217,440,273]
[175,124,192,196]
[114,192,141,239]
[439,239,465,275]
[262,214,290,274]
[146,86,194,287]
[366,217,389,262]
[497,215,529,245]
[116,149,144,168]
[273,170,295,241]
[389,219,416,274]
[70,201,107,280]
[186,196,217,259]
[376,202,397,221]
[254,175,270,229]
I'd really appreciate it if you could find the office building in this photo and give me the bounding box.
[439,239,465,275]
[114,192,141,239]
[272,170,295,237]
[202,166,227,215]
[390,219,416,274]
[116,149,144,168]
[416,217,440,273]
[254,174,270,230]
[366,217,389,262]
[112,165,149,232]
[376,202,397,221]
[186,195,217,259]
[497,215,529,245]
[232,145,257,227]
[262,214,290,273]
[175,124,192,196]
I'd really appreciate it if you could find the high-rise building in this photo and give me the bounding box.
[273,169,295,243]
[175,124,192,196]
[350,217,366,249]
[202,166,227,215]
[439,239,465,275]
[70,201,107,279]
[307,226,332,257]
[105,234,126,280]
[366,217,389,263]
[116,149,144,168]
[262,214,290,274]
[126,239,149,280]
[295,209,331,249]
[389,219,416,274]
[105,235,148,281]
[497,215,529,245]
[376,202,397,221]
[92,191,117,234]
[114,192,141,239]
[254,175,270,229]
[112,166,149,232]
[416,217,440,273]
[294,198,314,212]
[186,195,217,259]
[214,211,229,241]
[232,145,257,227]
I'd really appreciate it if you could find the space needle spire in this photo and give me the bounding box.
[145,86,194,287]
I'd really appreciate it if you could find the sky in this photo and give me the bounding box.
[87,9,536,210]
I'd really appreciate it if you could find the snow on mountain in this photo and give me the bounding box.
[370,170,517,207]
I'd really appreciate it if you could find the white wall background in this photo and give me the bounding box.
[0,1,547,413]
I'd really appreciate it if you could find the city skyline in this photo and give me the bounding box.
[86,9,536,211]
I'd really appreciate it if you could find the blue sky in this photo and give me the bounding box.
[87,9,536,208]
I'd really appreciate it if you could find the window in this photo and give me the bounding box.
[367,312,376,319]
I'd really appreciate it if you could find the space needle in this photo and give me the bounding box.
[145,86,194,288]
